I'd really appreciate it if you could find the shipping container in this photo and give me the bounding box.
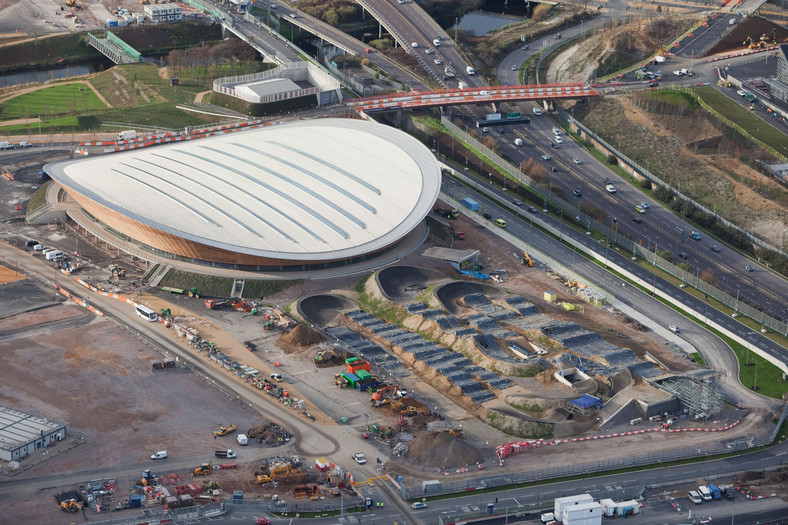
[355,369,372,381]
[461,197,479,211]
[341,372,360,388]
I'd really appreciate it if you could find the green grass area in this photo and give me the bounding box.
[0,116,82,133]
[690,352,706,365]
[696,86,788,157]
[0,84,106,120]
[160,269,300,299]
[26,182,51,216]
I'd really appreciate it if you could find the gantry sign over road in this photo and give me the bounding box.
[347,83,601,112]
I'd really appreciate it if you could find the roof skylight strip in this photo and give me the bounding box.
[270,141,382,196]
[232,144,376,216]
[121,161,259,239]
[180,151,347,240]
[148,154,299,244]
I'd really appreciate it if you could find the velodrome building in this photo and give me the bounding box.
[44,119,442,274]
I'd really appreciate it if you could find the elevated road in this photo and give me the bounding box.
[349,83,600,111]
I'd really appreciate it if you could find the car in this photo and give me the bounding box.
[270,373,283,381]
[572,189,582,197]
[736,89,747,97]
[549,166,557,173]
[554,33,562,39]
[481,127,490,133]
[554,136,563,144]
[550,143,559,149]
[710,245,720,252]
[412,502,428,509]
[573,158,582,164]
[512,199,523,206]
[497,128,505,134]
[669,325,680,333]
[648,81,659,88]
[635,205,646,214]
[25,240,39,247]
[511,64,518,71]
[522,45,529,50]
[411,42,418,48]
[745,265,753,272]
[364,48,373,53]
[33,244,46,251]
[639,202,650,209]
[434,58,442,64]
[528,205,538,213]
[605,184,617,193]
[257,519,271,525]
[690,230,702,240]
[151,451,168,460]
[603,177,611,184]
[352,452,367,464]
[19,141,32,148]
[541,154,552,161]
[425,49,433,54]
[679,252,688,260]
[632,216,642,223]
[483,212,492,219]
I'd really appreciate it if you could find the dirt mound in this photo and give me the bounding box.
[406,431,485,467]
[279,324,324,347]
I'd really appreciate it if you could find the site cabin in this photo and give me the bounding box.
[135,304,158,322]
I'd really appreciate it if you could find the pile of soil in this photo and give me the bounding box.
[280,324,324,347]
[405,431,485,468]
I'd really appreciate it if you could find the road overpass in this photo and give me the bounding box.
[348,83,601,111]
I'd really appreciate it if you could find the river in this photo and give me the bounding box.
[0,61,111,88]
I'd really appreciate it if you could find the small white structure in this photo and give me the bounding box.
[562,501,602,525]
[554,494,594,518]
[143,3,183,24]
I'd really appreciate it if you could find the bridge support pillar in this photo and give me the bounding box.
[394,109,403,129]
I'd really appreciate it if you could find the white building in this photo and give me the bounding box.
[0,405,67,462]
[143,3,183,23]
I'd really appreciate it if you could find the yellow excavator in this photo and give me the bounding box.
[60,499,82,512]
[521,251,534,267]
[214,424,237,437]
[257,464,292,484]
[65,0,82,8]
[192,461,213,476]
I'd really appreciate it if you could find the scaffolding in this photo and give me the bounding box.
[650,369,722,418]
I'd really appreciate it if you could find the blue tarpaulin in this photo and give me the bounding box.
[569,394,602,409]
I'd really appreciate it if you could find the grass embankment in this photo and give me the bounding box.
[0,34,102,73]
[159,269,300,299]
[696,86,788,158]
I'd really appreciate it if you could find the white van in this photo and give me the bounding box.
[514,138,523,146]
[236,433,249,446]
[533,107,542,116]
[45,250,64,261]
[688,490,702,504]
[466,66,475,75]
[552,127,561,135]
[698,486,713,501]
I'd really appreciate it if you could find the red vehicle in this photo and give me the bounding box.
[257,519,271,525]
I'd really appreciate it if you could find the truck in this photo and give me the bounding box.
[205,299,229,309]
[466,66,475,75]
[461,197,479,211]
[214,449,237,459]
[0,141,14,149]
[707,484,722,500]
[117,130,137,141]
[433,206,459,219]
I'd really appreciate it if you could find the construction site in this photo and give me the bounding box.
[0,190,782,522]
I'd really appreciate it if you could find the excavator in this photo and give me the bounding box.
[390,401,417,417]
[60,499,82,512]
[65,0,82,9]
[257,464,292,484]
[521,251,534,267]
[214,424,237,436]
[371,384,400,407]
[192,462,213,476]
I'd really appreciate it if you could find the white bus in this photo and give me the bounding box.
[135,304,158,322]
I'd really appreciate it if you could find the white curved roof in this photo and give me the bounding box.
[46,119,442,261]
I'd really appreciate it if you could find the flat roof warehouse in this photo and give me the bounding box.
[46,119,442,271]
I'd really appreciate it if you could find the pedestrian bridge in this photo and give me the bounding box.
[347,83,601,112]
